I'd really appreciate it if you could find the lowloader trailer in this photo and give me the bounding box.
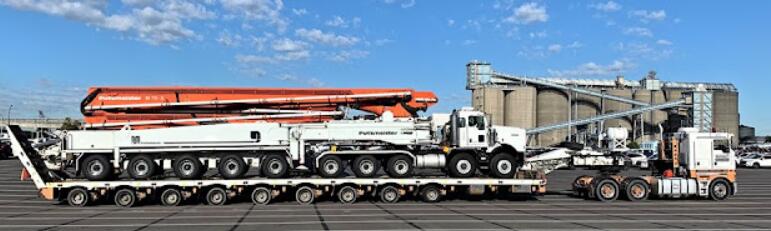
[6,125,736,207]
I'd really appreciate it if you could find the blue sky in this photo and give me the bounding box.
[0,0,769,134]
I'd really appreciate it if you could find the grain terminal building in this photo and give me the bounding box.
[466,61,739,147]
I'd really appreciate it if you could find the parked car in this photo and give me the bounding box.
[736,152,757,165]
[740,154,771,168]
[625,152,649,169]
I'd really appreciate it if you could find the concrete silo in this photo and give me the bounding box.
[713,91,740,145]
[536,89,569,146]
[471,87,505,126]
[503,87,537,129]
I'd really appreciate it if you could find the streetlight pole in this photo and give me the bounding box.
[7,105,12,126]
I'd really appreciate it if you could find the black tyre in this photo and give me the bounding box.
[337,186,358,204]
[160,188,183,206]
[489,153,516,178]
[82,155,113,181]
[447,152,477,178]
[623,179,650,201]
[754,163,761,169]
[593,178,620,202]
[386,155,413,178]
[419,185,442,203]
[205,187,228,206]
[114,188,137,208]
[295,186,315,205]
[379,186,400,204]
[173,154,204,179]
[251,187,272,205]
[128,154,157,180]
[262,154,289,178]
[318,155,345,178]
[67,188,90,207]
[709,179,731,201]
[352,155,380,178]
[218,155,247,179]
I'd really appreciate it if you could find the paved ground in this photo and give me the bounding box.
[0,159,770,231]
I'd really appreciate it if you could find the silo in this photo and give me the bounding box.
[536,89,569,146]
[650,90,668,135]
[633,90,653,142]
[603,89,633,133]
[633,90,668,142]
[503,86,537,129]
[471,87,505,126]
[713,91,740,145]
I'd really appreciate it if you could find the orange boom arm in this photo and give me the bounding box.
[81,87,438,129]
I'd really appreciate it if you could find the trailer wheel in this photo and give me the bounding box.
[218,155,247,179]
[623,179,650,201]
[67,188,90,207]
[251,187,272,205]
[593,178,619,202]
[160,188,183,206]
[352,155,380,178]
[295,186,315,205]
[114,189,137,207]
[174,154,204,179]
[448,152,476,178]
[205,187,227,206]
[709,179,731,201]
[318,155,345,178]
[337,186,358,204]
[379,186,400,203]
[128,154,157,180]
[420,185,442,203]
[262,154,288,178]
[489,153,516,178]
[386,155,413,178]
[82,155,113,181]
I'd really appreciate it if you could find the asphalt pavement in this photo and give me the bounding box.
[0,158,770,231]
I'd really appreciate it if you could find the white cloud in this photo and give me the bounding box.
[504,2,548,25]
[323,15,360,28]
[547,60,634,77]
[462,40,477,45]
[623,27,653,37]
[325,15,346,27]
[373,38,393,46]
[271,38,307,52]
[327,50,369,62]
[589,1,621,12]
[547,44,562,52]
[615,42,672,60]
[656,39,673,46]
[291,8,307,16]
[519,41,582,58]
[447,19,455,26]
[235,54,276,64]
[220,0,288,32]
[383,0,415,8]
[295,28,359,47]
[0,0,218,45]
[529,30,547,38]
[630,9,666,22]
[217,31,243,47]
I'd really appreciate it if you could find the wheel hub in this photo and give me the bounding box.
[496,160,512,174]
[360,160,374,174]
[457,160,471,174]
[268,160,283,174]
[324,160,339,173]
[89,161,103,176]
[180,161,194,175]
[394,160,409,174]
